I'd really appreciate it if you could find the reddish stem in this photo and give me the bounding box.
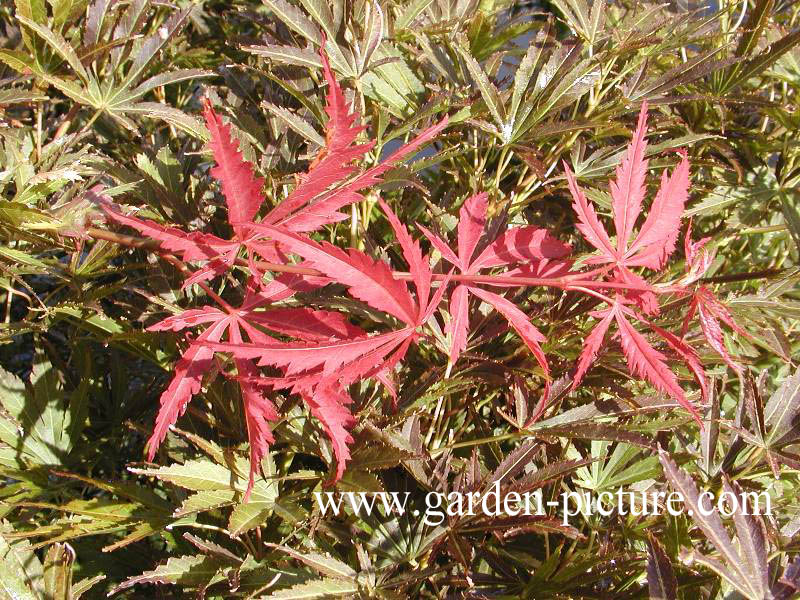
[86,227,661,294]
[160,254,236,313]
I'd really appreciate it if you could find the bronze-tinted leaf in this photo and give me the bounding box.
[646,534,677,600]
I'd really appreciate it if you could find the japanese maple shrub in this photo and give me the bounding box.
[101,50,737,498]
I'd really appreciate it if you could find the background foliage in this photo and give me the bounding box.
[1,0,799,597]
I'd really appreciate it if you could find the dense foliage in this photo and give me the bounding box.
[0,0,799,598]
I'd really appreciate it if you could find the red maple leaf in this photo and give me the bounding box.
[102,99,276,288]
[564,102,703,420]
[145,284,364,498]
[680,222,750,374]
[564,101,690,314]
[261,52,448,234]
[572,298,702,421]
[103,48,447,288]
[419,192,571,384]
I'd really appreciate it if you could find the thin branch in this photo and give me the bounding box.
[86,227,661,293]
